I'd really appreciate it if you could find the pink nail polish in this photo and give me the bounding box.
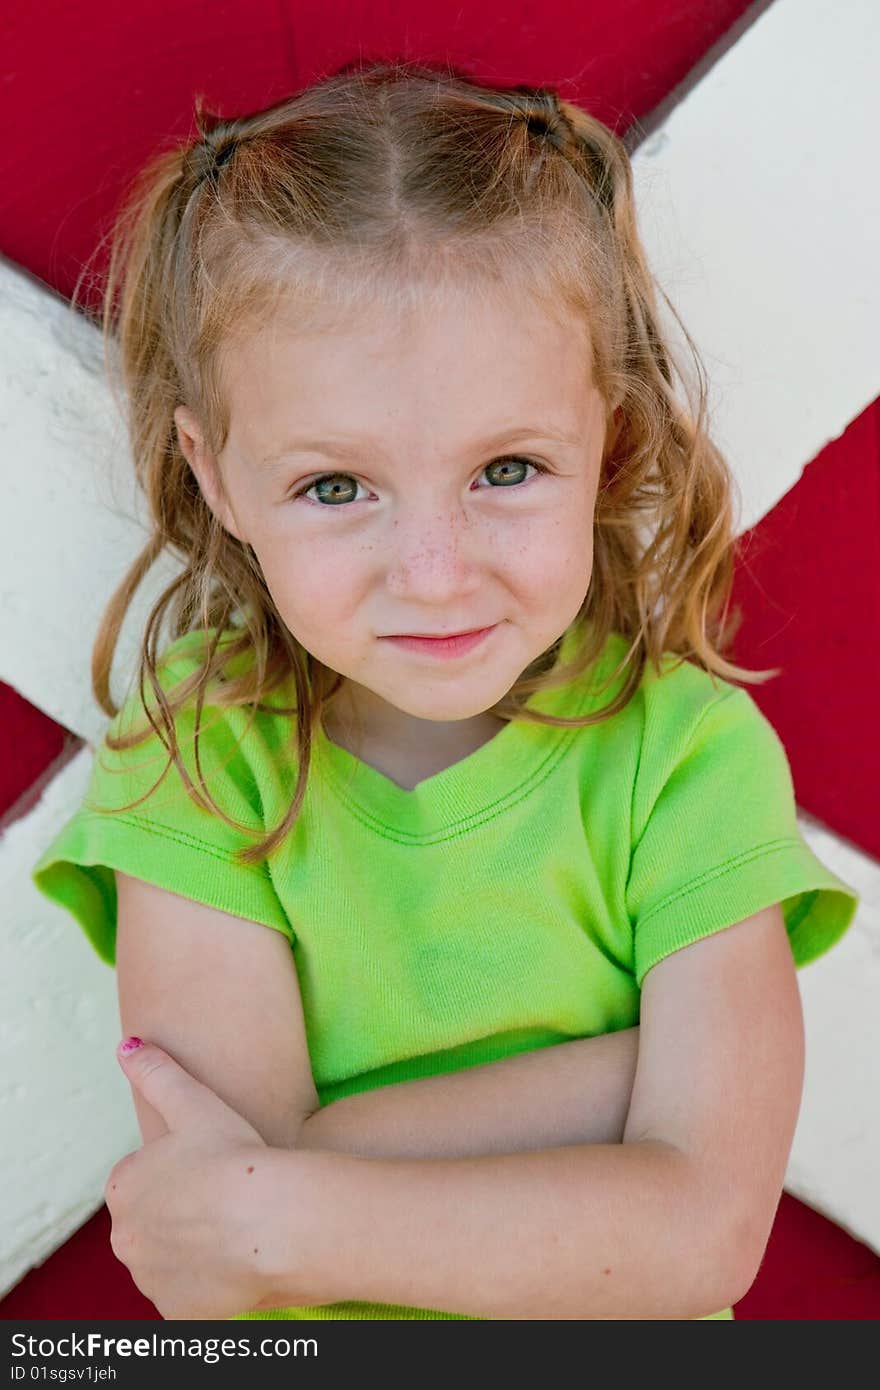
[118,1036,144,1056]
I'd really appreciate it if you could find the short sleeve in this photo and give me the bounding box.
[625,685,859,988]
[30,634,292,967]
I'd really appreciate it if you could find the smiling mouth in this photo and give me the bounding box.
[394,631,479,640]
[378,626,499,659]
[382,626,494,639]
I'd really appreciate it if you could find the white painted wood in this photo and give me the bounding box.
[0,257,183,744]
[1,749,140,1299]
[785,815,880,1254]
[632,0,880,533]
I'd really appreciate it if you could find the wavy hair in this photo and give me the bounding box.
[77,55,776,866]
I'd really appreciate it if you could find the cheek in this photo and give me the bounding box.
[250,534,352,627]
[512,511,593,589]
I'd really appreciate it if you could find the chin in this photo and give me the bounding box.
[395,690,506,723]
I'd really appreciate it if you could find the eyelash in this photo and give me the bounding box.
[288,455,551,506]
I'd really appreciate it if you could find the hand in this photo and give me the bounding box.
[107,1039,323,1319]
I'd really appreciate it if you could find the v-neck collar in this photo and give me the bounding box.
[313,623,622,841]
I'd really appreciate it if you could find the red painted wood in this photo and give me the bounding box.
[5,0,877,1324]
[0,686,72,831]
[0,0,756,309]
[736,1193,880,1320]
[1,1207,159,1321]
[728,399,880,862]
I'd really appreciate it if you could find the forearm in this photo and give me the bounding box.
[265,1139,740,1320]
[297,1028,640,1159]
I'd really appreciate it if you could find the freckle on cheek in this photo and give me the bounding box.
[603,1268,612,1275]
[246,1165,255,1174]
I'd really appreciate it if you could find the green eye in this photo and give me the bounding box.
[307,474,362,506]
[482,456,538,487]
[291,455,548,506]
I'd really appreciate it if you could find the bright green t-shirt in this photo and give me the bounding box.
[31,623,859,1322]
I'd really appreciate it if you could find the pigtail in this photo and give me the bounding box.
[79,107,326,864]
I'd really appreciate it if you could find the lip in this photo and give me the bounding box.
[380,625,498,659]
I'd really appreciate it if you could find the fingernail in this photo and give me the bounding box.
[118,1036,144,1057]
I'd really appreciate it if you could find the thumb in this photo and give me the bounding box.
[115,1037,222,1133]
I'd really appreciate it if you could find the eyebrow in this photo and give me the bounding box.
[258,424,581,469]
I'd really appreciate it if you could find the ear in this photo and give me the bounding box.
[173,404,248,545]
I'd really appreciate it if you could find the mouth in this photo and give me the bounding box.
[380,625,498,659]
[387,628,490,639]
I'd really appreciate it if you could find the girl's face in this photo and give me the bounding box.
[175,285,608,748]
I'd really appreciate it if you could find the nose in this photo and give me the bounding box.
[384,503,485,604]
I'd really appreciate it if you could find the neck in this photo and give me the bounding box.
[321,683,505,763]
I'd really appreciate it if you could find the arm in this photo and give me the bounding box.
[297,1027,641,1158]
[115,870,637,1162]
[114,873,320,1149]
[261,1139,727,1319]
[259,905,802,1319]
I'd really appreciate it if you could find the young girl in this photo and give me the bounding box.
[32,57,859,1322]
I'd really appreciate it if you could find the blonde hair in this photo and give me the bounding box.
[79,56,776,866]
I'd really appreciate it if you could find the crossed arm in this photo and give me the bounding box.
[280,1027,687,1318]
[296,1025,641,1158]
[116,875,803,1319]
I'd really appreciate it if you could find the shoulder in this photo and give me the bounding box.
[96,626,298,825]
[632,644,772,767]
[112,625,297,736]
[596,639,788,838]
[108,628,224,735]
[577,626,758,745]
[622,644,859,979]
[638,646,744,732]
[118,626,249,711]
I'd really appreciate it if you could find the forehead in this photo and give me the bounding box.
[220,282,599,459]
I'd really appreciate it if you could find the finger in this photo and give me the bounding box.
[116,1039,221,1133]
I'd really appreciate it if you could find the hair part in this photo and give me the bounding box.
[75,56,776,866]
